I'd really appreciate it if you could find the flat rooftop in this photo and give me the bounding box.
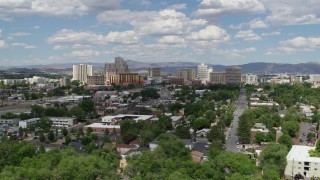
[85,123,120,129]
[287,145,320,163]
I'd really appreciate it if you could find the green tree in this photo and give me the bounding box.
[260,143,287,174]
[282,121,299,138]
[158,115,173,131]
[65,135,71,145]
[70,106,85,121]
[255,132,266,145]
[48,130,55,142]
[39,132,46,142]
[175,125,191,139]
[207,125,225,143]
[62,127,69,137]
[31,105,45,117]
[278,134,293,151]
[78,98,96,116]
[36,117,53,133]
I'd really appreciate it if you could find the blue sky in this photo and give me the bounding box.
[0,0,319,66]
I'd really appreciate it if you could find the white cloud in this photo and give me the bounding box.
[281,37,320,48]
[261,31,280,37]
[268,36,320,55]
[98,9,207,36]
[249,19,269,29]
[11,42,37,49]
[48,29,107,45]
[194,0,265,17]
[158,35,185,45]
[262,0,320,25]
[189,25,229,42]
[33,26,40,29]
[106,31,140,44]
[9,32,31,37]
[72,44,92,49]
[71,50,101,57]
[0,40,7,48]
[168,4,187,10]
[0,0,121,17]
[0,29,7,48]
[235,30,261,41]
[97,9,154,24]
[215,47,256,57]
[53,45,67,50]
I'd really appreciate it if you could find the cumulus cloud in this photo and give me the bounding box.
[281,37,320,49]
[0,29,7,48]
[262,0,320,25]
[48,29,107,45]
[11,42,37,49]
[268,36,320,55]
[106,31,140,44]
[261,31,281,37]
[249,19,269,29]
[215,47,256,57]
[158,35,185,45]
[9,32,31,37]
[235,30,261,41]
[98,9,207,36]
[71,50,101,57]
[0,0,121,17]
[194,0,265,17]
[189,25,230,42]
[0,40,7,48]
[168,4,187,10]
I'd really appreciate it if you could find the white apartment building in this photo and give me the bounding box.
[50,117,75,128]
[197,63,209,81]
[72,64,93,83]
[285,145,320,180]
[19,118,39,128]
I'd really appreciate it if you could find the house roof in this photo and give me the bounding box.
[116,144,137,149]
[287,145,320,163]
[192,150,204,157]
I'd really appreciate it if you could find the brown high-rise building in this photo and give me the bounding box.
[225,66,242,85]
[149,67,161,77]
[109,73,144,86]
[87,75,106,85]
[177,69,196,83]
[210,72,226,84]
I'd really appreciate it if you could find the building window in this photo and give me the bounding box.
[298,162,301,164]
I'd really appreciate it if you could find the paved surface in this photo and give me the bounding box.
[226,88,248,152]
[0,101,33,115]
[298,122,311,145]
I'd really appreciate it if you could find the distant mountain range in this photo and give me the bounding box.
[1,61,320,74]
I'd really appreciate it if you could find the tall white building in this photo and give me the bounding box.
[72,64,93,83]
[197,63,209,81]
[284,145,320,180]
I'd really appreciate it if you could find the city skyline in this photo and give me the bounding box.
[0,0,320,66]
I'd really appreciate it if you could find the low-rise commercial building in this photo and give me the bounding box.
[101,114,154,124]
[19,118,39,128]
[50,117,76,128]
[84,123,120,134]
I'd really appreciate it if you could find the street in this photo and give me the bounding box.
[298,122,311,145]
[226,88,248,152]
